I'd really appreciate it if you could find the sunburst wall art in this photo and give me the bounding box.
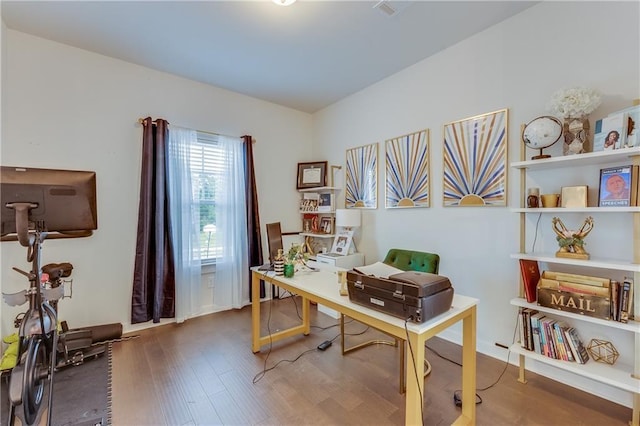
[345,142,377,209]
[385,129,430,208]
[443,108,508,207]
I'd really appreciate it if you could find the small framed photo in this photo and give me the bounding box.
[297,161,328,189]
[593,113,627,152]
[598,165,637,207]
[320,217,332,234]
[330,229,353,256]
[317,193,334,213]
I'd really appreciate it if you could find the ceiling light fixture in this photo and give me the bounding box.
[273,0,296,6]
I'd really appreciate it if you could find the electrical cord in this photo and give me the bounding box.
[530,212,542,253]
[430,315,519,406]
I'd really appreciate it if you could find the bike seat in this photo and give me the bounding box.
[42,262,73,280]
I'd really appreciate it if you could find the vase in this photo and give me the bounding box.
[283,263,295,278]
[562,116,591,155]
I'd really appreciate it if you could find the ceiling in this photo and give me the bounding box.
[1,1,538,113]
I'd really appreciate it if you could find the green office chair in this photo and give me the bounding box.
[340,248,440,393]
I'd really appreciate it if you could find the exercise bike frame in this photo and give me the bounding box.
[5,228,60,426]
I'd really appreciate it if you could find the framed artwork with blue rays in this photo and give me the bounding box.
[443,109,508,207]
[385,129,430,208]
[345,142,377,209]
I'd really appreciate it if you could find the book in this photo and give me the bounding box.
[518,259,540,303]
[598,165,638,207]
[553,322,573,362]
[564,327,589,364]
[608,104,640,148]
[619,277,634,323]
[353,261,403,279]
[593,112,628,151]
[530,313,545,355]
[611,280,620,321]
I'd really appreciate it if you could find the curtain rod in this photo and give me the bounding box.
[137,117,245,140]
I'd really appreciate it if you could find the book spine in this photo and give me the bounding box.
[563,327,580,363]
[620,278,633,323]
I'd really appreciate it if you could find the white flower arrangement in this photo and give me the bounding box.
[547,86,602,118]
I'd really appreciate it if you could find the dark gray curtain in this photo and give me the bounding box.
[131,117,176,323]
[243,135,265,300]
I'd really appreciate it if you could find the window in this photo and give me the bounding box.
[190,132,224,262]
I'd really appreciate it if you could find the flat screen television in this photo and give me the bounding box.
[1,166,98,245]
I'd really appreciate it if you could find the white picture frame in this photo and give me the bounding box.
[330,229,353,256]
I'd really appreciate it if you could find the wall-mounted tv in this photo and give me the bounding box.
[1,166,98,245]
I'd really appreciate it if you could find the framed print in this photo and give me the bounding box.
[320,217,332,234]
[598,165,637,207]
[330,229,353,255]
[297,161,327,189]
[443,108,508,207]
[345,143,378,209]
[385,129,430,208]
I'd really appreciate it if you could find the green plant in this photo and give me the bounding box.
[284,243,308,265]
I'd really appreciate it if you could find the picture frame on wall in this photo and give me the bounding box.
[297,161,328,189]
[443,108,508,207]
[345,143,378,209]
[385,129,430,208]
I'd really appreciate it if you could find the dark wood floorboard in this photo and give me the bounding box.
[111,297,632,425]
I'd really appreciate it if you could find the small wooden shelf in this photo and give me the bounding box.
[509,344,638,393]
[510,252,640,272]
[511,207,640,213]
[511,147,640,170]
[510,298,640,334]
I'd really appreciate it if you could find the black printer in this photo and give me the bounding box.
[346,270,454,323]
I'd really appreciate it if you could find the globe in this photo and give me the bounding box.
[522,115,563,160]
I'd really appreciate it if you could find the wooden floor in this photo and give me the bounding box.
[111,297,632,425]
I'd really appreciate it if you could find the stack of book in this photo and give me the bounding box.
[518,307,590,364]
[611,277,635,323]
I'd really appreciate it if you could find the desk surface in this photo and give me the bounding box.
[252,266,478,333]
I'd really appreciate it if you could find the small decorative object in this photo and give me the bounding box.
[346,143,377,208]
[587,338,619,365]
[274,248,284,276]
[526,187,540,208]
[283,243,308,278]
[551,216,594,259]
[540,193,560,208]
[443,108,509,206]
[297,161,328,189]
[522,116,563,160]
[560,185,588,208]
[385,129,430,208]
[547,86,602,155]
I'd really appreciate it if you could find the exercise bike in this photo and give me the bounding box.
[3,223,61,426]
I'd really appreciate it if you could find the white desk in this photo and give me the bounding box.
[251,267,478,426]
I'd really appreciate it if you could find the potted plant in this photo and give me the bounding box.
[283,243,308,277]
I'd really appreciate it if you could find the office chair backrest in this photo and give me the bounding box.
[266,222,284,265]
[383,248,440,274]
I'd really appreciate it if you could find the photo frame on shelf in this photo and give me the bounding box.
[385,129,430,208]
[443,108,508,207]
[598,165,638,207]
[320,217,332,234]
[330,229,353,256]
[317,192,334,213]
[345,143,378,209]
[593,113,628,152]
[297,161,328,189]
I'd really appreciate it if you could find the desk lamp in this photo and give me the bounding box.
[335,209,361,254]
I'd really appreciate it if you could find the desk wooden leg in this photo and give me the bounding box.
[302,297,311,335]
[457,305,477,425]
[405,332,425,425]
[251,272,262,353]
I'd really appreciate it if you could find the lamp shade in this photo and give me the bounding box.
[335,209,361,228]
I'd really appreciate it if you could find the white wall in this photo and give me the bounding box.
[1,30,313,335]
[312,1,639,407]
